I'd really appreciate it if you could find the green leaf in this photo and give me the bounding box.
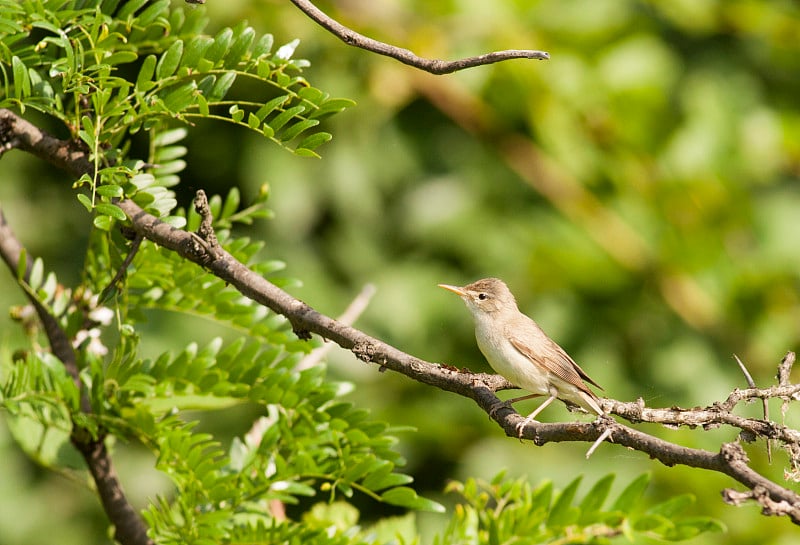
[221,187,240,220]
[104,51,139,66]
[578,473,614,521]
[666,516,726,540]
[647,493,695,518]
[224,26,256,68]
[136,55,157,92]
[279,119,319,142]
[380,487,445,512]
[632,513,671,533]
[252,34,274,57]
[118,0,150,19]
[29,258,43,291]
[93,215,114,231]
[95,203,128,221]
[161,81,197,112]
[310,98,356,119]
[77,193,94,212]
[15,248,26,281]
[136,0,169,26]
[296,132,332,152]
[181,36,214,70]
[156,40,184,80]
[153,128,188,147]
[613,472,650,512]
[229,105,244,123]
[12,56,31,100]
[547,476,582,528]
[206,27,234,65]
[210,72,236,101]
[255,95,289,120]
[96,185,124,198]
[268,105,305,132]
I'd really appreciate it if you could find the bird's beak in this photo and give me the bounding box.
[438,284,467,297]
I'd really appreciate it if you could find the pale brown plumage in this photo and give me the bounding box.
[440,277,604,435]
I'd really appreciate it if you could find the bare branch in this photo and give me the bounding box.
[72,437,155,545]
[0,207,82,392]
[288,0,549,74]
[0,202,153,545]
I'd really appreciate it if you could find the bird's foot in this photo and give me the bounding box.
[515,417,538,439]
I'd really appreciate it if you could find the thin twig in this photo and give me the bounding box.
[99,233,143,303]
[288,0,549,74]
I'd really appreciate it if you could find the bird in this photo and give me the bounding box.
[439,277,604,436]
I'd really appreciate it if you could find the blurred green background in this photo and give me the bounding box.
[2,0,800,543]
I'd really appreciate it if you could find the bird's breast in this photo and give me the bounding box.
[474,322,550,395]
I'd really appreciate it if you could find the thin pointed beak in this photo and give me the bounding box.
[438,284,467,297]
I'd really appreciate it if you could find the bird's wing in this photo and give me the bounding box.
[508,331,603,394]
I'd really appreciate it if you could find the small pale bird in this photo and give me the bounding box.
[439,278,604,436]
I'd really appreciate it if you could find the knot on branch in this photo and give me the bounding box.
[721,441,749,466]
[723,486,799,520]
[352,340,376,363]
[190,190,222,264]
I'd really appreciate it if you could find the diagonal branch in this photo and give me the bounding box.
[0,205,153,545]
[0,208,81,390]
[0,111,153,545]
[288,0,549,74]
[3,106,800,524]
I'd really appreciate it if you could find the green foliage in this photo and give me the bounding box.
[0,1,432,543]
[0,0,353,231]
[0,0,790,544]
[435,472,724,544]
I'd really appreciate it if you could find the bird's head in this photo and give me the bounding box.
[438,277,518,317]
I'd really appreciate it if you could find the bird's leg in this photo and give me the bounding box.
[516,390,558,438]
[489,392,542,418]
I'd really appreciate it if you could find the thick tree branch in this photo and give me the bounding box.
[288,0,549,74]
[3,106,800,524]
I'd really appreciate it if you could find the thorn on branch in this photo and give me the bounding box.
[734,354,772,461]
[778,352,795,387]
[586,419,614,459]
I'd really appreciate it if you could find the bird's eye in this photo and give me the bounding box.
[477,292,488,301]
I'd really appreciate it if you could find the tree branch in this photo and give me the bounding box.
[0,110,153,545]
[288,0,549,74]
[3,106,800,523]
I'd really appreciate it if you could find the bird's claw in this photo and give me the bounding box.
[515,417,538,439]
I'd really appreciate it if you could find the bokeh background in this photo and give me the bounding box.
[1,0,800,543]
